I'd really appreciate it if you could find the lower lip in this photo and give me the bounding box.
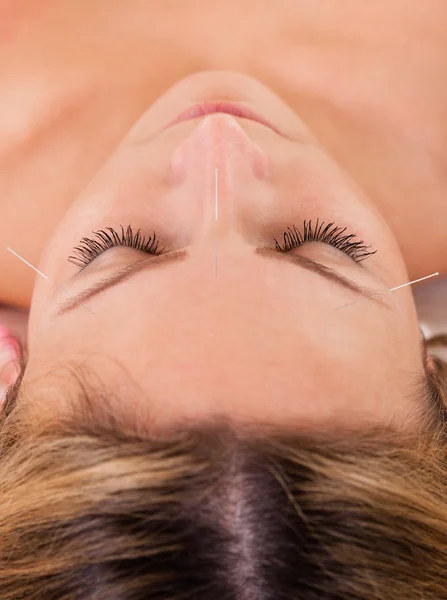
[164,101,281,134]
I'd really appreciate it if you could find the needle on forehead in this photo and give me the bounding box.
[6,247,96,316]
[334,272,440,311]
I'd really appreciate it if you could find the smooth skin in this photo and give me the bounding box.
[0,2,445,429]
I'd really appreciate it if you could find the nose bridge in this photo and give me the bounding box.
[169,114,268,240]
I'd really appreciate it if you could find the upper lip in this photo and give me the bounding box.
[164,101,283,136]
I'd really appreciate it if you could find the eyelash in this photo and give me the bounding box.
[68,225,166,269]
[68,219,377,269]
[274,218,377,262]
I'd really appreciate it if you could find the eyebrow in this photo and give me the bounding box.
[55,247,390,316]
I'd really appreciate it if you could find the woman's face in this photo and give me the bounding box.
[22,71,427,431]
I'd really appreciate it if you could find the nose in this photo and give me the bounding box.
[169,113,269,232]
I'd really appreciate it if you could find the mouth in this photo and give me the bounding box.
[164,101,282,135]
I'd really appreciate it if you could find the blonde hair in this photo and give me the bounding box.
[0,337,446,599]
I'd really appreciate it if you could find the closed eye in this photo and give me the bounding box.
[68,219,377,271]
[56,246,389,317]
